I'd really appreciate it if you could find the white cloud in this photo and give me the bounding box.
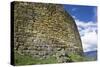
[75,19,97,52]
[81,31,97,52]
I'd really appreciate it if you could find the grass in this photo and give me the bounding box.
[14,51,96,65]
[68,53,97,62]
[14,52,58,66]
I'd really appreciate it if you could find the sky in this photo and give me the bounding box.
[63,4,97,52]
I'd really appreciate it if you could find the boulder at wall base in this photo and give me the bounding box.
[13,1,83,63]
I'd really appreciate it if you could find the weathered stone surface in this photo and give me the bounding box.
[14,2,83,63]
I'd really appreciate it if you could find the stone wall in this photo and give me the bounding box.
[13,2,83,63]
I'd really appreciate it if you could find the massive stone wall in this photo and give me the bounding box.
[13,2,83,63]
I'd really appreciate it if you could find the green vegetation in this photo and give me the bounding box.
[83,56,97,61]
[14,51,96,65]
[67,53,97,62]
[68,53,86,62]
[14,52,58,66]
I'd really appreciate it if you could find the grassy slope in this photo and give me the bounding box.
[14,52,58,66]
[14,51,95,65]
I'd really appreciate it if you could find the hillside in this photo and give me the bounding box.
[84,50,97,61]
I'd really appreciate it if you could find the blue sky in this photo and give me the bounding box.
[63,4,97,52]
[63,4,97,22]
